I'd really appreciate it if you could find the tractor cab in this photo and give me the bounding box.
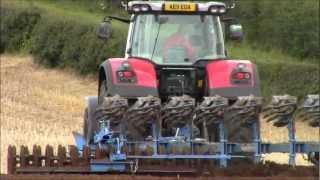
[127,1,228,65]
[99,1,243,65]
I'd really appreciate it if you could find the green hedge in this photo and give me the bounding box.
[0,8,40,53]
[228,43,320,98]
[232,0,319,59]
[258,61,319,99]
[1,6,126,74]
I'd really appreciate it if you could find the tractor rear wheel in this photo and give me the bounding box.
[83,108,88,142]
[98,80,108,104]
[84,96,99,144]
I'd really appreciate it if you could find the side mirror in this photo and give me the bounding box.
[96,20,112,40]
[229,24,243,41]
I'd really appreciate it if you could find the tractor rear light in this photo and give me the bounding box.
[231,71,251,84]
[235,72,245,80]
[244,73,251,79]
[117,70,136,83]
[231,63,252,84]
[117,70,135,78]
[123,71,134,78]
[116,61,136,83]
[234,72,251,80]
[118,71,123,77]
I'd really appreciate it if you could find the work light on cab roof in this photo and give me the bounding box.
[128,1,227,15]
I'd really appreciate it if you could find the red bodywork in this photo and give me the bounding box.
[106,58,258,98]
[206,60,255,88]
[109,58,157,88]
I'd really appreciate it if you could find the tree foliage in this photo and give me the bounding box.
[0,6,126,74]
[232,0,319,59]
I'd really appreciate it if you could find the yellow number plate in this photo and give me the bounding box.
[164,3,196,12]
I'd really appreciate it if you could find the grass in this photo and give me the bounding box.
[1,55,318,174]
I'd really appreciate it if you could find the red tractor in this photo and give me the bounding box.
[88,0,261,141]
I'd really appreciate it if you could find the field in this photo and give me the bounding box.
[0,55,96,173]
[0,55,319,178]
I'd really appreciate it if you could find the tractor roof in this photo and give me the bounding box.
[128,1,227,15]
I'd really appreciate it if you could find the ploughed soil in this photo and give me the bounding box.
[0,176,318,180]
[1,162,319,180]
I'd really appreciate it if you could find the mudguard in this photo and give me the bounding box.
[99,58,158,98]
[206,60,261,98]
